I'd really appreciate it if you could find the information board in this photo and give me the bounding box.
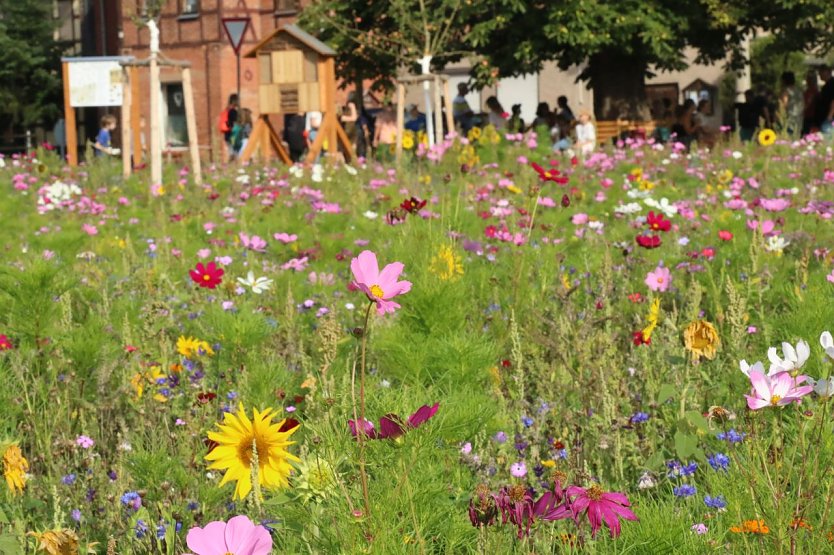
[63,57,134,107]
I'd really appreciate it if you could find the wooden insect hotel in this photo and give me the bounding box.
[241,24,351,164]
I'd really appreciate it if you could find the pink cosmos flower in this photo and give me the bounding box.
[349,403,439,439]
[567,485,638,538]
[186,515,272,555]
[273,232,298,244]
[349,250,412,315]
[239,232,267,252]
[744,370,813,410]
[827,269,834,284]
[644,266,671,292]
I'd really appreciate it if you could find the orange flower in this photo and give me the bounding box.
[790,518,812,531]
[730,519,769,534]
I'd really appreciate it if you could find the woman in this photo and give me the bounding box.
[671,100,698,149]
[231,108,252,158]
[574,110,596,156]
[340,91,359,146]
[485,96,507,130]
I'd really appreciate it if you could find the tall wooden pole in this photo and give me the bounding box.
[130,66,142,168]
[121,68,132,178]
[182,67,202,185]
[433,75,443,145]
[148,20,162,186]
[395,82,405,164]
[443,78,454,138]
[62,62,78,167]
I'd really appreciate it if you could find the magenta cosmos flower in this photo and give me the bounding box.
[744,369,813,410]
[349,403,439,439]
[186,515,272,555]
[349,250,412,315]
[644,265,671,292]
[567,484,638,538]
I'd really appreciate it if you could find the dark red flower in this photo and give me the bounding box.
[484,225,497,238]
[0,334,13,351]
[400,197,427,214]
[493,482,572,538]
[189,262,224,289]
[646,211,671,232]
[124,345,138,353]
[635,234,662,249]
[531,162,569,184]
[279,418,300,433]
[196,392,217,404]
[561,194,571,207]
[570,156,579,166]
[632,331,651,346]
[349,403,439,440]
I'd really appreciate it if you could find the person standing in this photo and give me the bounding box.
[815,66,834,134]
[452,83,474,134]
[231,108,253,158]
[340,91,359,148]
[779,71,803,136]
[802,70,820,135]
[94,114,118,157]
[735,90,758,142]
[218,94,239,161]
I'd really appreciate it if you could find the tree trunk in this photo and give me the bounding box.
[587,50,652,120]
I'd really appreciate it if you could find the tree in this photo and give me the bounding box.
[467,0,834,119]
[0,0,64,140]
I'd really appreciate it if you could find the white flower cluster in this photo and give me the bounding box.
[37,181,82,213]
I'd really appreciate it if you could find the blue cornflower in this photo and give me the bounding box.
[120,491,142,510]
[673,484,697,498]
[630,412,650,424]
[704,495,727,509]
[71,509,81,522]
[708,453,731,471]
[135,520,148,539]
[156,523,166,540]
[61,473,77,485]
[521,416,534,428]
[227,391,238,400]
[717,429,746,443]
[493,431,507,444]
[187,501,199,511]
[667,460,698,478]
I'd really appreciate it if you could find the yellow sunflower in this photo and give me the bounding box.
[683,320,721,361]
[758,128,776,146]
[3,443,28,495]
[467,126,482,142]
[177,336,214,358]
[717,169,734,185]
[206,404,300,500]
[641,298,661,342]
[429,245,464,281]
[28,529,79,555]
[402,133,415,150]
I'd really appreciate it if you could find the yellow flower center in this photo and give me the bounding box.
[237,435,268,467]
[586,484,604,500]
[657,277,663,283]
[770,395,781,405]
[203,274,211,281]
[370,284,384,298]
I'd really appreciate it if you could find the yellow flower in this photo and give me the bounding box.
[683,320,721,361]
[717,169,733,185]
[130,372,144,399]
[642,298,661,342]
[177,336,214,358]
[206,404,300,500]
[506,185,522,194]
[429,245,464,281]
[28,529,79,555]
[540,459,556,468]
[638,179,655,191]
[758,128,776,146]
[629,168,643,180]
[402,134,415,150]
[481,124,501,144]
[3,443,28,495]
[467,126,482,142]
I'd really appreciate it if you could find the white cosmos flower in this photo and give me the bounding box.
[765,235,789,253]
[363,211,378,220]
[236,271,273,294]
[344,165,357,175]
[644,197,677,217]
[810,377,834,398]
[614,202,642,215]
[767,340,810,374]
[626,189,651,199]
[821,331,834,360]
[740,360,773,377]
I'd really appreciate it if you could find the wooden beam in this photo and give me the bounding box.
[182,67,202,185]
[121,68,132,179]
[433,75,443,145]
[62,62,78,167]
[130,67,142,168]
[443,79,454,138]
[149,53,162,185]
[239,116,265,163]
[395,83,405,164]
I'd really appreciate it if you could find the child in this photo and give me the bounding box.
[94,114,119,157]
[231,108,253,157]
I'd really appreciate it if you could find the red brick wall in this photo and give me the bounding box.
[120,0,308,161]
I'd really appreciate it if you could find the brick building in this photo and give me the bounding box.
[120,0,306,161]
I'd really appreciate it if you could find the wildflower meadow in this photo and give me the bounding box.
[2,128,834,554]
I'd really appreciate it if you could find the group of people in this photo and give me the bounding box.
[219,94,254,161]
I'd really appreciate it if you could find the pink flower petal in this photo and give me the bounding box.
[186,521,228,555]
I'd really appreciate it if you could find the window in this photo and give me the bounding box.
[275,0,300,16]
[162,83,189,148]
[182,0,199,16]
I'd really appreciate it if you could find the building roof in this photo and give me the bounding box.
[244,24,336,58]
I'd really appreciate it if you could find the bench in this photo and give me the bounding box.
[595,120,663,146]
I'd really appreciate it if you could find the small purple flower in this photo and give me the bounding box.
[521,416,534,427]
[510,462,527,478]
[71,509,82,522]
[630,412,650,424]
[61,473,77,485]
[135,520,148,539]
[120,491,142,510]
[708,453,730,471]
[704,495,727,509]
[76,435,95,449]
[691,523,708,534]
[493,431,507,444]
[673,484,697,498]
[460,442,472,455]
[717,429,746,443]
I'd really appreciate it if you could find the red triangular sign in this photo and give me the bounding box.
[222,17,250,54]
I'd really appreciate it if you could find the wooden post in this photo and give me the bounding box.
[62,62,78,167]
[433,75,443,145]
[149,55,162,185]
[182,67,202,185]
[443,78,454,137]
[130,67,142,168]
[323,58,337,157]
[395,82,405,164]
[121,68,132,178]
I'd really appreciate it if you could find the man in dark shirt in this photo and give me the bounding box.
[224,94,239,159]
[735,90,759,142]
[816,66,834,133]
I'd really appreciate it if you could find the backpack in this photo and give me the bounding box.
[217,108,231,134]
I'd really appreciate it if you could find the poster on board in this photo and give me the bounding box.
[63,57,134,108]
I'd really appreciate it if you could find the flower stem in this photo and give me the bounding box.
[356,301,374,519]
